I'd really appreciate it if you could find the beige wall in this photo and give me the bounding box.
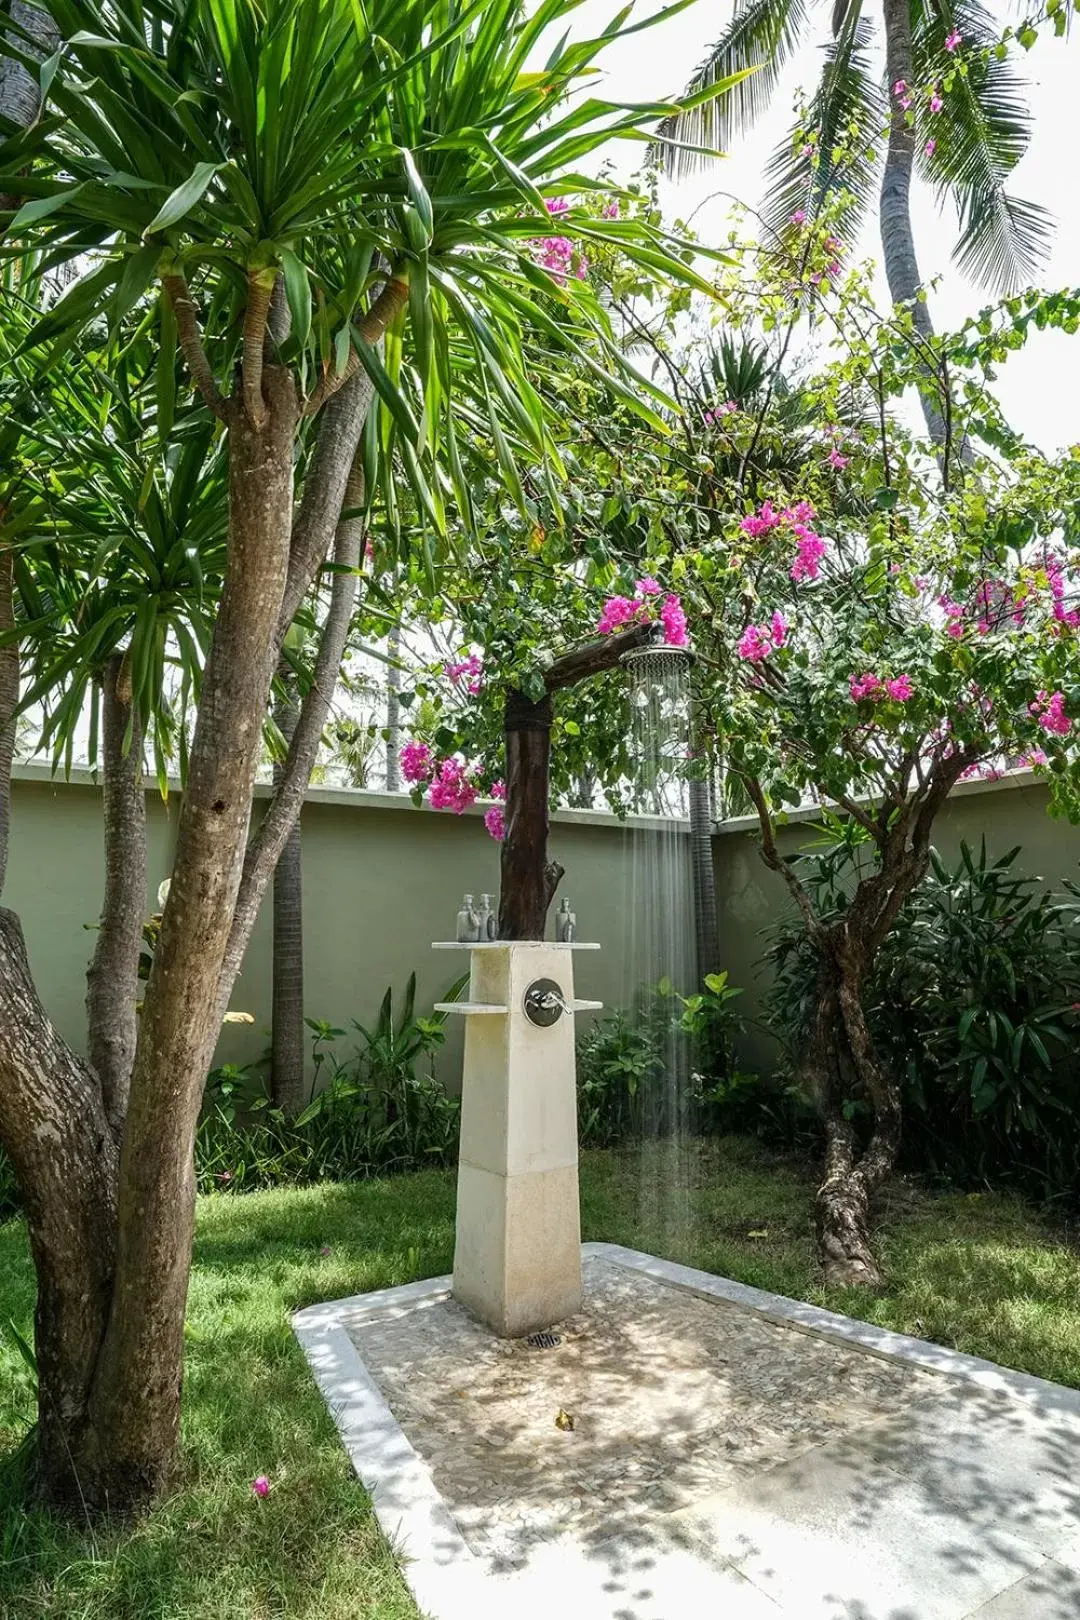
[6,764,1074,1088]
[714,774,1078,1073]
[5,766,649,1086]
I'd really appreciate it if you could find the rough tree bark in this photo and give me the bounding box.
[880,0,948,447]
[688,707,719,981]
[270,666,306,1114]
[498,622,659,941]
[747,753,975,1286]
[0,538,16,895]
[80,366,299,1504]
[86,653,147,1139]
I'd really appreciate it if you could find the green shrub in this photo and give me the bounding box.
[195,974,465,1193]
[765,839,1080,1199]
[576,972,757,1146]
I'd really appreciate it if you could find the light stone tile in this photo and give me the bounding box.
[961,1562,1080,1620]
[674,1438,1045,1620]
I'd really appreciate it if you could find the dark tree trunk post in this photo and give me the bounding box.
[82,366,298,1506]
[385,623,402,790]
[498,692,563,940]
[688,705,719,981]
[270,667,306,1114]
[86,653,147,1139]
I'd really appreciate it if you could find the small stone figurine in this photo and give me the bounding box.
[555,896,576,943]
[455,893,480,943]
[476,893,497,941]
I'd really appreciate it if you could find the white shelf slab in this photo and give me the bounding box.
[432,940,600,951]
[435,999,603,1016]
[433,1001,508,1015]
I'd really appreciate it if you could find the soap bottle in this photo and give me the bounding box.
[456,894,480,943]
[556,896,576,943]
[476,893,496,941]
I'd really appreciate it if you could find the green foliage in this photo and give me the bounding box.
[194,976,465,1192]
[576,973,754,1147]
[766,840,1080,1198]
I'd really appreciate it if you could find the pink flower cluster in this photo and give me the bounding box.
[444,651,484,694]
[737,612,787,664]
[827,447,850,471]
[739,499,828,583]
[400,740,433,784]
[596,579,689,648]
[945,28,962,51]
[401,743,506,838]
[1030,690,1072,737]
[428,757,478,814]
[704,400,738,424]
[849,672,914,703]
[1046,555,1080,629]
[929,85,944,114]
[534,198,587,284]
[893,79,913,112]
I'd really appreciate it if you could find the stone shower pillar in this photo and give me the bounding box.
[433,940,600,1338]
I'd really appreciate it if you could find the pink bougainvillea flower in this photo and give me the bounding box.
[484,805,506,842]
[929,89,944,113]
[893,79,907,96]
[319,1245,332,1256]
[770,610,788,647]
[490,780,506,801]
[545,197,569,215]
[827,448,850,470]
[444,652,484,694]
[596,594,638,635]
[601,200,620,218]
[1031,690,1072,737]
[850,672,884,702]
[635,576,661,595]
[252,1476,271,1498]
[428,758,478,815]
[1022,749,1048,768]
[737,624,773,663]
[885,675,914,701]
[945,29,962,51]
[900,94,913,111]
[400,740,434,785]
[925,137,936,157]
[790,209,807,225]
[660,593,689,648]
[791,528,827,582]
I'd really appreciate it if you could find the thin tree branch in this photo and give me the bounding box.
[743,773,825,943]
[161,274,229,421]
[303,269,410,417]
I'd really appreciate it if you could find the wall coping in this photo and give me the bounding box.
[12,757,1044,838]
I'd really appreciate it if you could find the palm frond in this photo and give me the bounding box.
[914,0,1053,291]
[654,0,810,177]
[760,12,882,241]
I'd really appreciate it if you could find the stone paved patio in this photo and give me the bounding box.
[294,1245,1080,1619]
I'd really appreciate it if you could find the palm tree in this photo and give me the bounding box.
[658,0,1051,444]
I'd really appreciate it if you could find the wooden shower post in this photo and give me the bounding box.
[497,621,659,941]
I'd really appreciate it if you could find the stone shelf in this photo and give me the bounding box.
[435,998,604,1016]
[432,940,601,951]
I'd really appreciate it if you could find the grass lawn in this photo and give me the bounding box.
[3,1137,1080,1617]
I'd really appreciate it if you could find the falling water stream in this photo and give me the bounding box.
[620,646,701,1253]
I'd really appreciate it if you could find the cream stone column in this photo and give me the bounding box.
[434,941,600,1338]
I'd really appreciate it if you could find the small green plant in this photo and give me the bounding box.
[195,974,466,1192]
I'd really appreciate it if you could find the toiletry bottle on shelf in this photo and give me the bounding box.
[456,894,480,943]
[555,896,576,943]
[476,893,495,941]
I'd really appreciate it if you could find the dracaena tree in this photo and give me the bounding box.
[0,0,734,1509]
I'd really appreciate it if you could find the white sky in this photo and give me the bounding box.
[571,0,1079,453]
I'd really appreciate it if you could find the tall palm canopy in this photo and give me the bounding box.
[658,0,1052,294]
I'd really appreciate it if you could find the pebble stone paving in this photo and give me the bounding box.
[343,1253,942,1572]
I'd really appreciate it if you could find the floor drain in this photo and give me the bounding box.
[525,1331,561,1350]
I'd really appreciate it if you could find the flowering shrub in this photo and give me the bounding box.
[533,197,588,284]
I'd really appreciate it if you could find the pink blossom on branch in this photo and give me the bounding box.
[661,593,689,648]
[596,594,638,635]
[444,652,484,694]
[827,447,850,470]
[945,29,962,51]
[484,806,506,841]
[400,740,434,784]
[737,611,788,664]
[850,672,884,702]
[885,675,914,702]
[428,758,478,815]
[1030,690,1072,737]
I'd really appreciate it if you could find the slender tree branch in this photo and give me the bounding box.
[161,274,229,421]
[303,269,410,417]
[743,773,825,943]
[219,460,366,1008]
[242,268,277,428]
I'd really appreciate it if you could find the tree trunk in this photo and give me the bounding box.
[498,691,563,940]
[86,653,147,1139]
[879,0,948,446]
[80,368,298,1507]
[270,667,305,1114]
[688,712,719,980]
[0,538,16,896]
[0,909,118,1501]
[0,6,59,209]
[385,622,402,790]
